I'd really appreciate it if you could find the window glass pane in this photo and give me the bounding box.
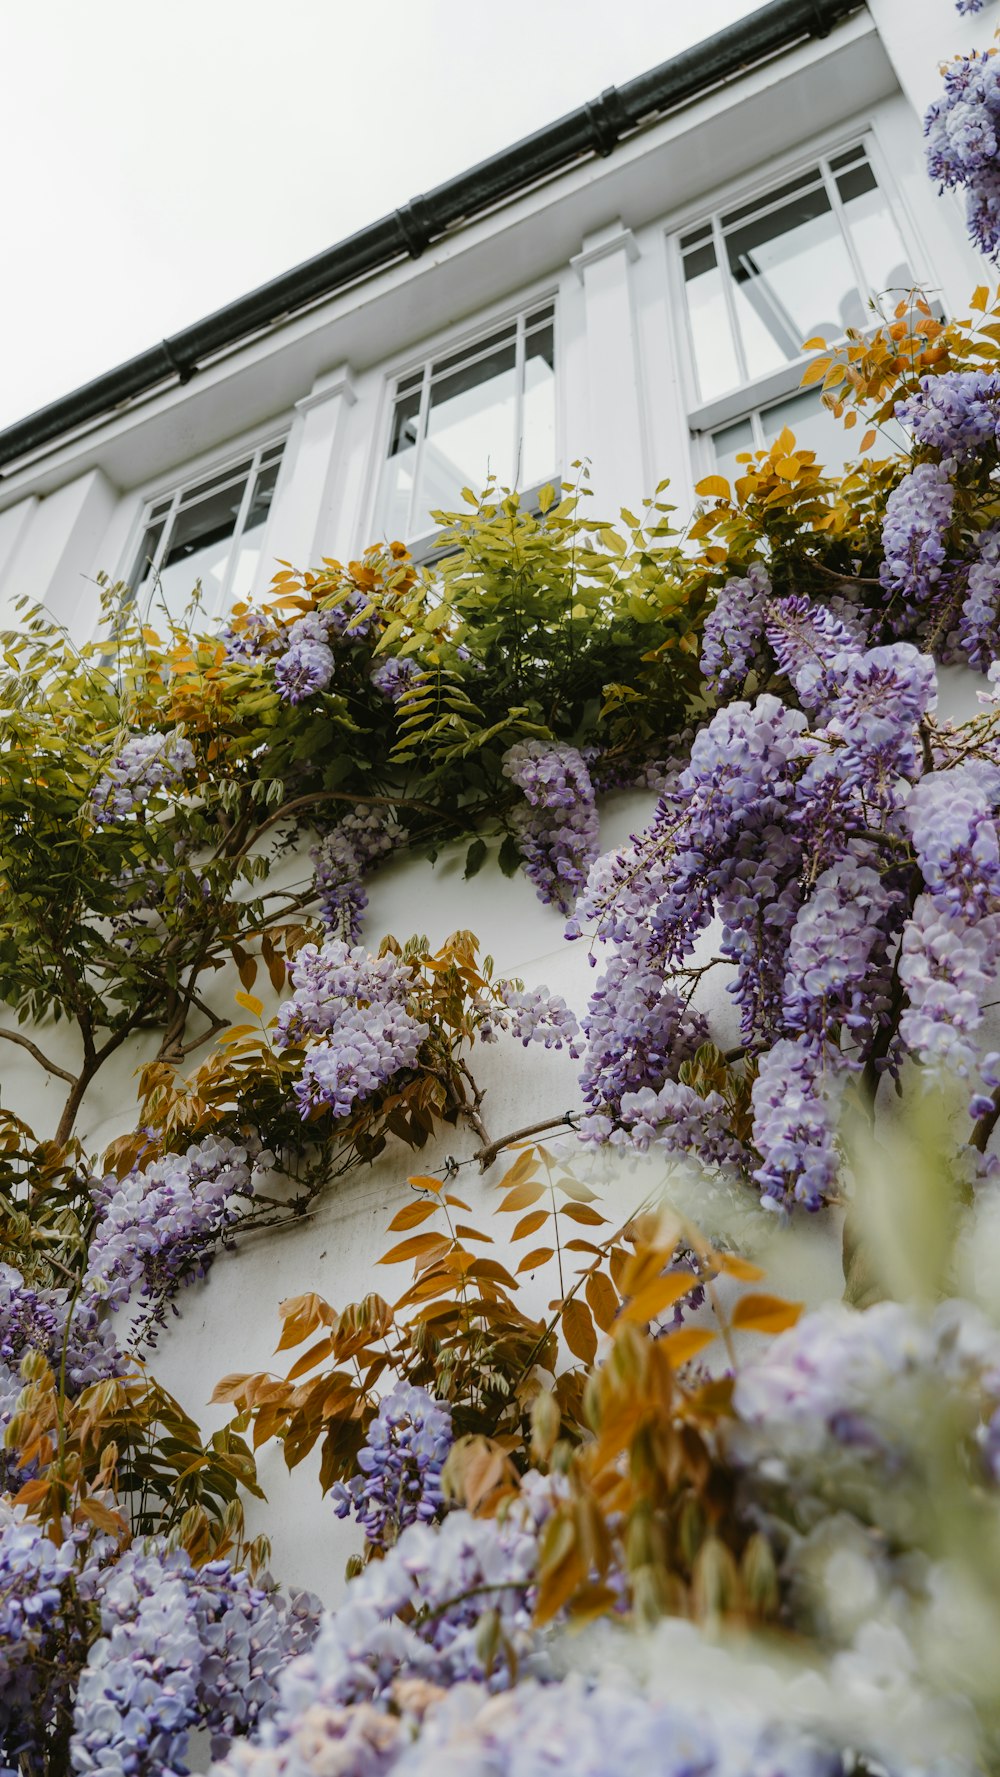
[433,323,515,383]
[420,338,517,517]
[683,239,742,402]
[760,385,855,473]
[128,521,166,604]
[380,385,422,541]
[148,480,247,623]
[520,321,556,488]
[837,160,914,305]
[723,179,860,377]
[227,456,282,606]
[177,459,252,507]
[711,416,756,485]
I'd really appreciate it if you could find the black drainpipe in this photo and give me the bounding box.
[0,0,862,474]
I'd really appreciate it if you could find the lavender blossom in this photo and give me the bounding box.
[700,563,770,698]
[311,811,400,944]
[91,730,196,824]
[750,1037,843,1212]
[275,941,428,1122]
[501,740,600,914]
[926,51,1000,256]
[879,463,955,635]
[332,1385,453,1547]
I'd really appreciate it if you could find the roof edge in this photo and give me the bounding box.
[0,0,864,475]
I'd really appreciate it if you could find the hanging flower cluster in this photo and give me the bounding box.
[501,740,600,913]
[275,940,430,1120]
[0,1508,319,1776]
[85,1134,264,1341]
[926,50,1000,256]
[310,809,401,943]
[90,730,196,824]
[331,1384,453,1547]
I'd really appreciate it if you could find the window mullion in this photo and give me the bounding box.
[513,311,526,489]
[712,212,749,388]
[822,154,871,307]
[217,455,258,617]
[409,366,433,537]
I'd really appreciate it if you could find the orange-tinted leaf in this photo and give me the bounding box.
[517,1246,555,1273]
[406,1174,442,1194]
[235,988,263,1016]
[731,1292,803,1334]
[211,1372,252,1405]
[497,1180,546,1214]
[859,428,877,453]
[275,1294,330,1351]
[386,1199,440,1232]
[513,1209,550,1241]
[559,1202,607,1227]
[717,1253,766,1283]
[379,1232,451,1266]
[660,1326,715,1366]
[562,1298,598,1365]
[620,1271,696,1325]
[694,475,731,499]
[586,1271,619,1332]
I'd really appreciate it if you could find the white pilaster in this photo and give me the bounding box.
[261,365,357,583]
[570,220,649,519]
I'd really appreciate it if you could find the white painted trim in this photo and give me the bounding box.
[570,223,640,280]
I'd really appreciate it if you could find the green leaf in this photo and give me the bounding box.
[498,835,521,878]
[463,838,488,880]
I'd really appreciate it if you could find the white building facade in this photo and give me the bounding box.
[0,0,995,1595]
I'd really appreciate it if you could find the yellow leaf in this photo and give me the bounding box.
[801,334,828,350]
[497,1179,546,1213]
[517,1246,555,1273]
[407,1175,442,1194]
[972,284,990,312]
[559,1201,607,1227]
[859,428,877,453]
[562,1297,597,1365]
[730,1292,803,1334]
[585,1271,619,1332]
[378,1232,451,1266]
[775,426,796,454]
[659,1326,715,1367]
[694,475,731,499]
[386,1199,440,1232]
[774,456,800,480]
[234,990,264,1017]
[800,357,831,386]
[512,1209,550,1241]
[621,1270,697,1324]
[716,1253,766,1283]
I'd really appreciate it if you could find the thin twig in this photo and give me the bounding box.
[0,1028,76,1085]
[474,1113,578,1171]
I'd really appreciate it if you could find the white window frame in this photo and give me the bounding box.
[119,426,290,624]
[665,123,928,480]
[369,292,560,563]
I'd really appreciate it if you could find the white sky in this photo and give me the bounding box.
[0,0,761,430]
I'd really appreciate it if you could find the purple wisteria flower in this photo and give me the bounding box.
[91,730,196,824]
[750,1037,843,1212]
[879,462,955,635]
[86,1134,262,1342]
[275,941,429,1121]
[961,523,1000,669]
[483,981,582,1056]
[310,810,400,943]
[896,369,1000,461]
[369,655,421,702]
[926,50,1000,256]
[700,563,770,699]
[501,740,600,914]
[332,1385,453,1547]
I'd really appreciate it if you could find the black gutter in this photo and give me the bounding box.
[0,0,862,474]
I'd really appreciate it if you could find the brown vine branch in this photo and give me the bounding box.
[0,1028,76,1086]
[473,1113,578,1171]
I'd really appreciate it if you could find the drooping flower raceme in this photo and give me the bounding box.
[699,563,770,699]
[91,730,196,824]
[275,941,429,1121]
[311,810,401,944]
[71,1544,320,1777]
[86,1134,262,1342]
[331,1385,453,1547]
[501,740,600,914]
[926,51,1000,257]
[879,462,955,639]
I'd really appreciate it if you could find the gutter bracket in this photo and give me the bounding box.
[161,338,196,386]
[395,195,436,259]
[807,0,832,36]
[585,85,628,157]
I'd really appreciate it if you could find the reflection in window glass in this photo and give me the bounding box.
[682,147,913,409]
[681,236,742,402]
[128,440,286,627]
[711,416,756,486]
[724,178,860,378]
[377,303,557,542]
